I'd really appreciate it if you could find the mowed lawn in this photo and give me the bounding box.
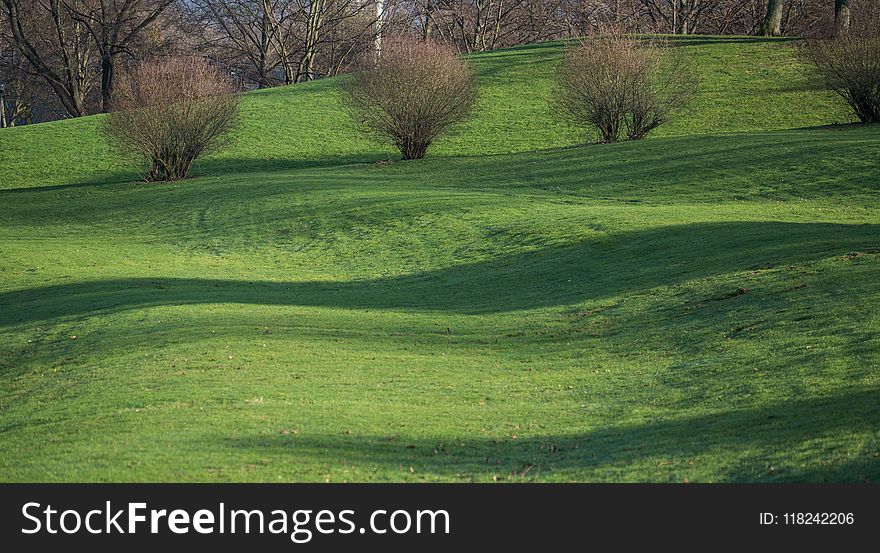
[0,37,878,482]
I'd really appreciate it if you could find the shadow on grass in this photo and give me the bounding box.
[0,173,134,194]
[218,387,879,482]
[4,124,875,198]
[175,124,880,201]
[0,155,391,195]
[0,221,875,325]
[191,154,388,178]
[665,36,799,48]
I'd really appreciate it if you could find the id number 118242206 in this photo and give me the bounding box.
[760,512,855,525]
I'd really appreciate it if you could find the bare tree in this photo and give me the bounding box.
[554,33,631,143]
[343,36,476,159]
[800,3,880,123]
[414,0,563,52]
[553,33,693,143]
[0,47,58,125]
[1,0,96,117]
[293,0,380,82]
[193,0,383,87]
[61,0,174,112]
[0,78,31,126]
[193,0,299,87]
[634,0,727,35]
[104,56,241,181]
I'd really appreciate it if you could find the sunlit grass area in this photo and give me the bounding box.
[0,37,877,482]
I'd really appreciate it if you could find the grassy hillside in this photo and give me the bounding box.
[0,37,878,482]
[0,37,851,190]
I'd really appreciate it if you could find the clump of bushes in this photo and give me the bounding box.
[800,7,880,124]
[104,57,240,181]
[343,37,477,160]
[553,33,694,143]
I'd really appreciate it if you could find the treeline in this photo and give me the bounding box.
[0,0,866,125]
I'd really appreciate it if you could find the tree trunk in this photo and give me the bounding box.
[673,0,679,34]
[472,0,487,51]
[375,0,384,59]
[296,0,324,82]
[422,8,433,41]
[835,0,850,33]
[760,0,783,36]
[261,0,295,85]
[258,7,272,88]
[101,53,116,112]
[490,0,503,48]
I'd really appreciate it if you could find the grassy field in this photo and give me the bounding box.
[0,37,878,482]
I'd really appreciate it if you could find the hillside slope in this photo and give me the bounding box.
[0,37,877,482]
[0,37,851,190]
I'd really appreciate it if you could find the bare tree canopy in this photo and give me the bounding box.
[1,0,96,117]
[103,55,241,180]
[342,36,477,159]
[62,0,176,112]
[2,0,875,123]
[553,33,694,143]
[800,2,880,123]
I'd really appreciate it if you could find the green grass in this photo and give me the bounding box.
[0,37,850,190]
[0,37,878,482]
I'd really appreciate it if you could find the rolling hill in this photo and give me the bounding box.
[0,37,878,482]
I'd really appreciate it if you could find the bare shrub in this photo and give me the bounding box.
[343,37,477,160]
[553,33,694,143]
[103,57,240,181]
[800,7,880,124]
[625,45,695,140]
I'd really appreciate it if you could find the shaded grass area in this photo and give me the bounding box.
[1,123,879,481]
[0,220,877,321]
[216,388,880,482]
[0,36,851,190]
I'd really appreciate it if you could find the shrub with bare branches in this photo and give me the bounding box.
[343,37,477,160]
[103,57,240,181]
[553,34,694,143]
[800,7,880,124]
